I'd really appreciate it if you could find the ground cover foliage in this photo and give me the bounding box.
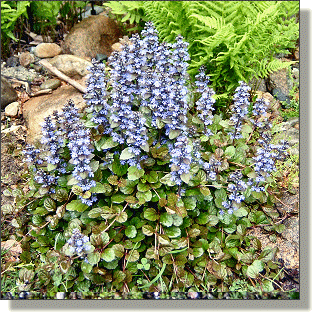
[104,1,299,107]
[2,22,296,298]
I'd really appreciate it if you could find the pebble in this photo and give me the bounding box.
[19,52,35,67]
[34,43,62,58]
[56,292,66,299]
[40,79,61,90]
[5,101,19,117]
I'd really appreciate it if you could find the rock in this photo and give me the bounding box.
[6,56,19,67]
[267,62,291,104]
[34,43,62,58]
[111,36,132,52]
[5,101,19,117]
[40,79,61,90]
[1,77,18,109]
[62,15,123,60]
[249,78,267,92]
[56,292,66,299]
[1,66,38,82]
[19,52,35,67]
[49,54,92,79]
[22,85,86,143]
[274,117,299,155]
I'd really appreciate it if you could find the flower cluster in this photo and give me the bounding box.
[41,116,63,165]
[66,228,91,260]
[168,135,193,185]
[221,171,247,215]
[195,66,216,135]
[68,122,96,191]
[23,145,42,165]
[84,59,111,133]
[251,134,289,192]
[229,81,251,140]
[250,97,270,129]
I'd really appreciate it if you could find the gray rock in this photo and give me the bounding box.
[34,43,62,58]
[48,54,92,79]
[1,66,38,82]
[62,15,123,60]
[267,59,292,104]
[249,77,267,92]
[5,101,19,117]
[1,77,18,109]
[22,85,86,143]
[6,56,19,67]
[40,79,61,90]
[19,52,35,67]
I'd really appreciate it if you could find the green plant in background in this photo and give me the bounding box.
[1,1,30,55]
[104,1,299,107]
[0,1,88,58]
[2,23,295,297]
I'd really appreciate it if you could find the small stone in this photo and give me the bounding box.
[56,292,66,299]
[6,56,19,67]
[19,52,35,67]
[4,101,19,117]
[40,79,61,90]
[111,42,124,52]
[34,43,62,58]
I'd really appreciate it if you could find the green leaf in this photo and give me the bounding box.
[43,198,56,212]
[247,260,265,279]
[127,166,145,181]
[87,252,101,266]
[144,208,158,221]
[180,172,191,184]
[160,173,176,186]
[112,244,125,258]
[234,207,248,217]
[160,212,173,227]
[142,225,155,236]
[125,225,137,238]
[145,171,158,183]
[54,233,65,251]
[193,247,204,258]
[90,182,107,193]
[120,147,135,160]
[274,224,285,234]
[99,136,118,150]
[200,186,211,196]
[183,197,197,210]
[81,261,93,274]
[111,193,127,204]
[66,200,89,212]
[126,249,139,262]
[101,248,116,262]
[115,211,128,223]
[165,226,181,238]
[136,190,152,203]
[225,146,236,158]
[169,129,181,139]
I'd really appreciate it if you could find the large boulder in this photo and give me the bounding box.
[1,77,18,109]
[62,15,123,60]
[22,85,86,143]
[48,55,92,79]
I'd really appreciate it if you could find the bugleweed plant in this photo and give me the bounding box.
[104,1,299,107]
[9,23,291,296]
